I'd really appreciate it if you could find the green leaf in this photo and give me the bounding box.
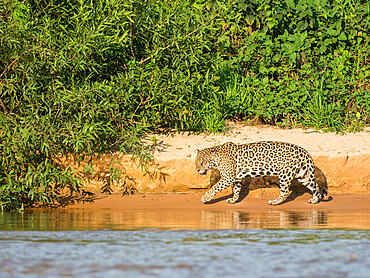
[338,32,347,41]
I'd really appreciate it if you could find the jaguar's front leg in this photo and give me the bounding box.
[201,178,233,203]
[226,180,242,204]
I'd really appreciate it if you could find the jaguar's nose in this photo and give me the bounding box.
[197,169,207,176]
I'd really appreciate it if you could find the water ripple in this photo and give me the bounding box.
[0,230,369,278]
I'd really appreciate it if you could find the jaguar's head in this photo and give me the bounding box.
[195,148,214,176]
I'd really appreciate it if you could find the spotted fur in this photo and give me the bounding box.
[195,141,327,205]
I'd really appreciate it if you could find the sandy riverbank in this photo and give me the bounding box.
[59,123,370,195]
[68,192,370,211]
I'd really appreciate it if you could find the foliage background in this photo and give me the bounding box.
[1,0,369,210]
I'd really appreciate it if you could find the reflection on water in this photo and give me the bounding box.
[1,209,369,231]
[201,210,329,229]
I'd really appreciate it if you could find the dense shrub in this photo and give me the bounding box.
[214,0,370,130]
[1,0,369,210]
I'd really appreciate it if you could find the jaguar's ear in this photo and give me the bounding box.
[196,149,200,152]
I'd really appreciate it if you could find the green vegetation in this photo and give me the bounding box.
[1,0,369,210]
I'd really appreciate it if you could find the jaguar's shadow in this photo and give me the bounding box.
[205,186,251,204]
[207,166,331,205]
[205,194,234,204]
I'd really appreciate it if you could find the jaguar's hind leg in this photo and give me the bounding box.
[268,173,292,206]
[300,177,321,204]
[226,180,242,204]
[296,165,325,204]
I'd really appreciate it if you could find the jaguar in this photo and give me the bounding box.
[195,141,327,205]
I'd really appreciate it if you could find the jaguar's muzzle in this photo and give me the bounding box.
[197,169,208,176]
